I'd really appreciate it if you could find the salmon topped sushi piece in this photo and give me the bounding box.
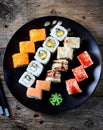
[12,53,29,68]
[35,80,51,91]
[77,51,93,68]
[19,41,35,53]
[26,87,42,100]
[29,28,46,42]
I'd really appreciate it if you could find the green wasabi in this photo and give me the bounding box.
[49,93,63,106]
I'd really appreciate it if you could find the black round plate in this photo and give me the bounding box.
[3,16,102,114]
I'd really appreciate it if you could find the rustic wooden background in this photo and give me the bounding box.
[0,0,103,130]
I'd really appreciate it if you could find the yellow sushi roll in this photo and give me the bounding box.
[29,28,46,42]
[19,41,35,53]
[12,53,29,68]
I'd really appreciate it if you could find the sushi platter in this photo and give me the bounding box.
[3,16,102,113]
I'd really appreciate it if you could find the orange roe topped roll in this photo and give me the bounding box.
[12,53,29,68]
[19,41,35,53]
[29,28,46,42]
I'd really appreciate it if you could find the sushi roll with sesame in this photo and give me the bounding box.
[45,70,61,83]
[26,60,44,77]
[43,36,59,53]
[18,71,36,88]
[50,24,68,41]
[26,87,42,100]
[52,59,69,72]
[34,47,51,65]
[57,47,73,60]
[63,37,80,49]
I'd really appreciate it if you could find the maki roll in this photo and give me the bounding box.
[43,36,59,53]
[12,53,29,68]
[29,28,46,42]
[57,47,73,60]
[34,47,51,65]
[72,65,88,82]
[52,59,69,72]
[64,37,80,49]
[50,24,68,41]
[35,80,51,91]
[26,60,44,77]
[26,87,42,100]
[45,70,61,83]
[65,78,82,95]
[77,51,94,68]
[19,41,35,53]
[18,71,36,88]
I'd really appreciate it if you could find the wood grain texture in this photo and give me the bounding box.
[0,0,103,129]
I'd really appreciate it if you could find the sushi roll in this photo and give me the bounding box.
[65,78,82,95]
[72,65,88,82]
[52,59,69,72]
[43,36,59,53]
[12,53,29,68]
[29,28,46,42]
[57,47,73,60]
[50,24,68,41]
[34,47,51,65]
[45,70,61,83]
[77,51,94,68]
[35,80,51,91]
[26,87,42,100]
[26,60,44,77]
[19,41,35,53]
[18,71,36,88]
[64,37,80,49]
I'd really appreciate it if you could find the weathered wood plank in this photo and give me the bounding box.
[0,0,103,48]
[0,0,103,129]
[0,97,103,130]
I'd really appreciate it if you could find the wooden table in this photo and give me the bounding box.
[0,0,103,129]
